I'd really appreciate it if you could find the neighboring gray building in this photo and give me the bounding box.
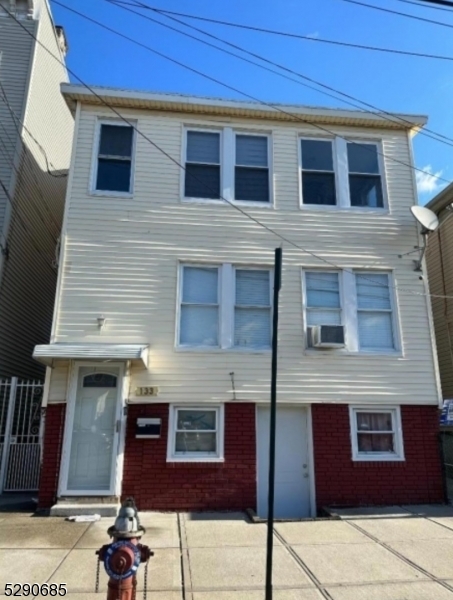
[0,0,73,379]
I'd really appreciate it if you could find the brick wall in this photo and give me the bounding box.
[38,403,66,509]
[312,404,444,509]
[122,403,256,511]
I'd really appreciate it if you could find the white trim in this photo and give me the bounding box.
[50,100,80,343]
[349,405,405,462]
[89,118,137,197]
[59,361,125,496]
[221,263,234,349]
[306,405,317,518]
[167,404,225,462]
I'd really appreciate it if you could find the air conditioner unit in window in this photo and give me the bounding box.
[311,325,345,349]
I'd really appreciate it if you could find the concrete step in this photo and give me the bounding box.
[50,501,119,517]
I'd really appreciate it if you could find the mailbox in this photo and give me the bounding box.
[136,417,162,439]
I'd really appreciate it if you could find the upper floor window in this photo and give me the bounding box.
[303,270,397,353]
[178,264,272,350]
[348,143,384,208]
[95,123,134,194]
[300,137,386,209]
[184,128,271,205]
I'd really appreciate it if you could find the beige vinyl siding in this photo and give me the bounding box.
[51,106,439,406]
[427,219,453,399]
[0,5,73,378]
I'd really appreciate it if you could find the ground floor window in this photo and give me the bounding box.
[349,406,404,461]
[167,405,224,462]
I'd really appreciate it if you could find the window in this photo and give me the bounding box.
[305,272,341,347]
[300,137,386,209]
[235,270,271,348]
[95,123,134,193]
[356,273,394,350]
[350,407,404,461]
[235,135,270,203]
[348,143,384,208]
[168,406,224,461]
[185,131,221,199]
[179,266,219,347]
[178,264,272,350]
[183,128,272,205]
[301,139,336,206]
[303,270,397,353]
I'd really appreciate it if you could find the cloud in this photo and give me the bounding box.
[416,164,445,197]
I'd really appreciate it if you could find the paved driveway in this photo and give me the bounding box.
[2,504,453,598]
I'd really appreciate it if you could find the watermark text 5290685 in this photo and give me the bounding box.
[5,583,67,596]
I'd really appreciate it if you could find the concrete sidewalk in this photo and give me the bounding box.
[2,505,453,598]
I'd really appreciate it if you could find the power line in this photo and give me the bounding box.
[108,0,453,149]
[7,2,453,300]
[341,0,453,29]
[55,0,453,188]
[112,0,453,62]
[397,0,453,11]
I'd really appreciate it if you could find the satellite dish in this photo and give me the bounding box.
[411,205,439,233]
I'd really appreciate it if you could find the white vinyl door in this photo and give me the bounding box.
[257,406,311,519]
[66,366,121,493]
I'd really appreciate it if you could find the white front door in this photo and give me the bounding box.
[64,366,123,494]
[257,406,311,519]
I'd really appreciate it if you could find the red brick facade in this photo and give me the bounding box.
[38,403,66,509]
[312,404,444,509]
[122,403,256,511]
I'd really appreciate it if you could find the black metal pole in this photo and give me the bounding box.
[265,247,282,600]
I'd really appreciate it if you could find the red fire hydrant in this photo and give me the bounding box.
[96,498,153,600]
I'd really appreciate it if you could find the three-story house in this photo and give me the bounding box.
[35,85,444,517]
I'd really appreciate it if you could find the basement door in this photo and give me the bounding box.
[257,406,311,519]
[62,365,123,495]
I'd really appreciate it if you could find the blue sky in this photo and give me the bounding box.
[51,0,453,204]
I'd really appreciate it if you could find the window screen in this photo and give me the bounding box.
[234,270,271,347]
[235,135,270,203]
[301,140,336,205]
[180,267,219,346]
[348,143,384,208]
[174,408,217,454]
[96,124,134,193]
[356,273,394,350]
[185,131,221,199]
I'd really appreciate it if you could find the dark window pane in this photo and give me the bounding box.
[349,175,383,208]
[99,125,133,158]
[302,172,336,205]
[96,158,131,192]
[177,410,216,431]
[187,131,220,164]
[347,143,379,174]
[83,374,117,388]
[356,412,392,432]
[175,432,216,453]
[235,167,269,202]
[185,164,220,198]
[301,140,333,171]
[236,135,268,167]
[358,433,394,453]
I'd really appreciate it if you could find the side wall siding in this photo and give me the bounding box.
[122,403,256,511]
[312,404,444,508]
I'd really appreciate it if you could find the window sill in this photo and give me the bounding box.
[299,204,388,214]
[90,190,133,199]
[181,197,273,209]
[175,346,272,354]
[352,455,405,463]
[304,349,402,358]
[166,457,225,463]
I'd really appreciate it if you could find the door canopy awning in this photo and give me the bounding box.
[33,343,149,367]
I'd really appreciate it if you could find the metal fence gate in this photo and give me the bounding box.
[0,378,43,492]
[440,429,453,504]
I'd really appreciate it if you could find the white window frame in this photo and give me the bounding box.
[181,125,273,207]
[349,405,405,462]
[302,269,400,355]
[90,119,137,198]
[176,263,273,352]
[302,270,344,347]
[299,135,388,211]
[177,263,221,349]
[167,405,225,462]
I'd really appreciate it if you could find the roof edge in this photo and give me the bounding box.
[60,84,428,131]
[427,182,453,215]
